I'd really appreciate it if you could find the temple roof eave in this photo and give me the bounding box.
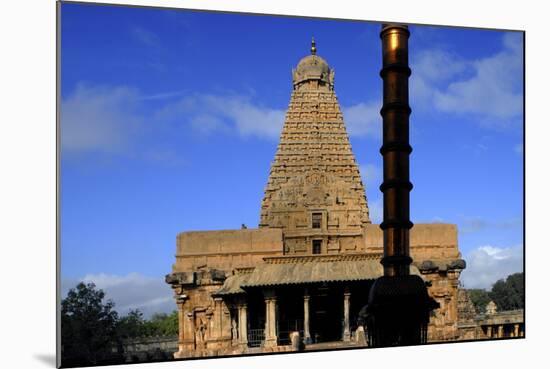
[213,256,422,294]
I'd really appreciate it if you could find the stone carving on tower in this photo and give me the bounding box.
[260,38,371,255]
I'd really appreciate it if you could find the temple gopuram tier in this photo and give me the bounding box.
[166,40,466,358]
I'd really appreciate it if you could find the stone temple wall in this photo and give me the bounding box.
[170,229,284,358]
[363,223,459,259]
[173,228,283,272]
[170,223,465,349]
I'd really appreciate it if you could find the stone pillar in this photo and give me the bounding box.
[175,300,186,357]
[264,290,278,347]
[514,324,519,337]
[237,302,248,347]
[211,297,223,340]
[231,308,239,345]
[487,326,492,338]
[498,325,504,338]
[173,295,194,359]
[303,292,312,344]
[343,289,351,341]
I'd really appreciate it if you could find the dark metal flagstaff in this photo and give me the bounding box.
[365,24,438,347]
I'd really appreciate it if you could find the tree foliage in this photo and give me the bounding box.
[467,289,491,314]
[467,272,524,313]
[145,311,179,336]
[61,281,180,366]
[117,310,178,338]
[117,309,147,338]
[489,272,524,311]
[61,282,121,366]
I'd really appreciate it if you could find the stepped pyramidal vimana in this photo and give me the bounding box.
[165,39,518,358]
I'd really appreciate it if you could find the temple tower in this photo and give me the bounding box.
[259,39,371,255]
[167,37,468,358]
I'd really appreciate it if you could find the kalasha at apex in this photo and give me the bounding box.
[166,34,467,358]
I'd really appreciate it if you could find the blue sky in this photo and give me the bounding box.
[60,3,523,315]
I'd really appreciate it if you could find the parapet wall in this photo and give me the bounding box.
[173,228,283,272]
[173,224,459,273]
[363,223,460,261]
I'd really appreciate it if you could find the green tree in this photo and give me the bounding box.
[153,311,178,336]
[117,309,147,338]
[115,309,179,338]
[467,289,491,314]
[489,272,524,311]
[142,311,178,336]
[61,282,121,366]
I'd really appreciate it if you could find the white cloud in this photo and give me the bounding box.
[459,216,522,234]
[346,33,523,137]
[410,50,466,110]
[342,101,381,138]
[61,83,380,154]
[460,244,523,289]
[368,198,383,224]
[411,32,523,127]
[61,84,143,154]
[460,217,489,234]
[142,148,187,167]
[413,49,467,84]
[62,273,175,318]
[131,27,159,47]
[478,246,510,260]
[212,95,285,139]
[190,113,228,135]
[62,85,286,165]
[359,163,381,188]
[139,90,187,101]
[361,164,382,224]
[157,94,285,139]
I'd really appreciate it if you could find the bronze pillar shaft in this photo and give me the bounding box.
[364,23,437,348]
[379,24,413,277]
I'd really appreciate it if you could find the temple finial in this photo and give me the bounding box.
[311,37,317,55]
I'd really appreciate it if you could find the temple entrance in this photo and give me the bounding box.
[276,286,304,345]
[241,280,376,348]
[310,285,343,343]
[246,290,265,347]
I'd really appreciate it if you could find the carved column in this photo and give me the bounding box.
[211,297,223,341]
[175,299,186,358]
[173,293,194,359]
[498,325,504,338]
[231,308,239,345]
[237,302,248,347]
[487,326,492,338]
[304,292,312,344]
[264,290,278,347]
[343,289,351,341]
[514,324,519,337]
